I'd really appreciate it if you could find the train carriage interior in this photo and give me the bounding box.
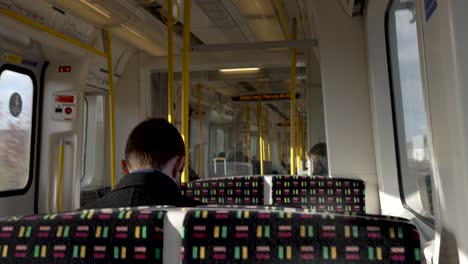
[0,0,468,263]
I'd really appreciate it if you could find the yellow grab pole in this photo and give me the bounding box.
[104,30,117,188]
[197,83,203,177]
[296,115,301,171]
[246,105,251,161]
[181,0,192,183]
[265,109,271,161]
[257,103,264,175]
[0,9,106,57]
[290,18,297,175]
[56,140,65,212]
[167,0,175,124]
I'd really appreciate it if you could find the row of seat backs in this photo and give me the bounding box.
[0,207,421,263]
[180,175,366,213]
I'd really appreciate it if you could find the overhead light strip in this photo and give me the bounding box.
[219,67,260,73]
[79,0,111,18]
[122,24,148,40]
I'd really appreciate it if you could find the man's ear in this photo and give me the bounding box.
[121,160,130,175]
[172,156,185,181]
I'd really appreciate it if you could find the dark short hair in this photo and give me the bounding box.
[309,142,327,158]
[125,118,185,169]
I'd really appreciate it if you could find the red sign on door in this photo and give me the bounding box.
[58,66,72,73]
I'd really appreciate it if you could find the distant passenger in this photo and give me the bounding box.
[217,152,226,159]
[82,118,203,209]
[309,143,328,175]
[226,151,249,162]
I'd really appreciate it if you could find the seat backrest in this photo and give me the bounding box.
[181,209,422,263]
[181,176,264,205]
[272,175,366,213]
[208,161,253,178]
[0,207,167,263]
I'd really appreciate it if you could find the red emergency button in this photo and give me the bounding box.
[65,107,72,115]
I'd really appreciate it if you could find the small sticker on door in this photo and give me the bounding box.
[9,92,22,117]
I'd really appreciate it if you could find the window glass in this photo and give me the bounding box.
[387,0,435,220]
[0,69,34,192]
[81,95,107,188]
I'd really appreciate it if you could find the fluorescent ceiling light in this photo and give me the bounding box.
[79,0,111,18]
[122,24,148,41]
[219,67,260,73]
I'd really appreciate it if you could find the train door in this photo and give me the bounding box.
[0,52,46,217]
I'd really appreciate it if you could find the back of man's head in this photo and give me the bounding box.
[125,118,185,171]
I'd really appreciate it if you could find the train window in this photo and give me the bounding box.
[0,68,34,192]
[81,95,107,188]
[387,0,435,222]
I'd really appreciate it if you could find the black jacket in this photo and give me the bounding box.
[82,170,204,209]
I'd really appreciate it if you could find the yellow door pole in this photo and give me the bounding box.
[296,114,301,171]
[257,102,264,175]
[290,17,297,175]
[104,30,117,188]
[56,140,65,212]
[197,83,203,177]
[181,0,192,183]
[167,0,175,124]
[246,105,251,161]
[265,109,271,161]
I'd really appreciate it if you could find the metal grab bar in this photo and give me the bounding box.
[0,8,106,57]
[290,17,297,175]
[213,158,227,177]
[167,0,175,124]
[56,140,65,212]
[103,30,117,188]
[181,0,192,183]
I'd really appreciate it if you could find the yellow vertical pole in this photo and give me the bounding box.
[296,115,301,171]
[181,0,192,183]
[290,18,297,175]
[257,102,264,175]
[104,30,117,188]
[246,105,251,161]
[197,83,203,177]
[167,0,175,124]
[57,140,64,212]
[265,109,271,161]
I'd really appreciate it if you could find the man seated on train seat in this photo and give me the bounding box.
[82,118,204,209]
[309,142,328,175]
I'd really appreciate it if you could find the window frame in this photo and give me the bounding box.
[385,0,435,227]
[0,64,38,197]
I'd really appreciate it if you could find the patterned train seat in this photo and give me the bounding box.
[181,209,422,263]
[180,176,264,205]
[0,207,168,263]
[272,175,366,213]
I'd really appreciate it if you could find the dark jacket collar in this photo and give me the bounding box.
[114,170,181,193]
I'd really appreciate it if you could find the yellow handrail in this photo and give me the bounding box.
[246,105,251,161]
[272,0,291,40]
[167,0,175,124]
[265,109,271,161]
[104,30,117,188]
[258,103,264,175]
[197,83,203,177]
[290,18,297,175]
[181,0,192,183]
[57,141,65,212]
[296,114,301,171]
[0,8,106,57]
